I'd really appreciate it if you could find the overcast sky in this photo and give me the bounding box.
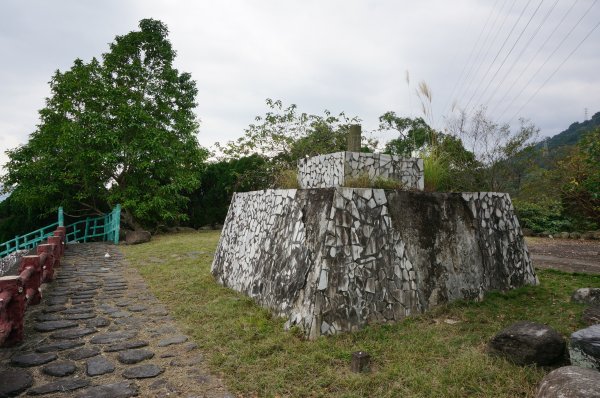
[1,0,599,171]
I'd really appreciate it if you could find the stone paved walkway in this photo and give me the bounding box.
[0,243,232,398]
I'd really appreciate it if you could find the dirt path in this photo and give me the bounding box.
[526,237,600,274]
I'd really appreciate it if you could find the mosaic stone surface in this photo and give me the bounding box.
[297,151,424,190]
[212,188,537,339]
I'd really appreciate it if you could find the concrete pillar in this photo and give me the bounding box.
[347,124,361,152]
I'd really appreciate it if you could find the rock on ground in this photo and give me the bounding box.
[488,321,565,366]
[570,324,600,370]
[537,366,600,398]
[125,230,151,245]
[583,305,600,326]
[572,288,600,305]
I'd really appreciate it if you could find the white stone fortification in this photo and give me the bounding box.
[297,152,424,190]
[212,188,537,339]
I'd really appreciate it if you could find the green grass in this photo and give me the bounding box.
[121,232,599,398]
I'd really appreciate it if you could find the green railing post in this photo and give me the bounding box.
[113,204,121,244]
[58,206,64,227]
[84,218,90,243]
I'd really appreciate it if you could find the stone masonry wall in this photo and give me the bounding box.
[297,152,424,190]
[211,188,537,339]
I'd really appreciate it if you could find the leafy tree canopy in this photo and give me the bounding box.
[559,128,600,225]
[378,112,436,156]
[215,99,370,167]
[2,19,207,229]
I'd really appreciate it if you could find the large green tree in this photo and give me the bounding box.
[2,19,206,229]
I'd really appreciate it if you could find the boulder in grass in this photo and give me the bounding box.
[125,230,151,245]
[571,288,600,305]
[583,305,600,326]
[570,324,600,370]
[488,321,565,366]
[537,366,600,398]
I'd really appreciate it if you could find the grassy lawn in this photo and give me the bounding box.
[121,231,599,398]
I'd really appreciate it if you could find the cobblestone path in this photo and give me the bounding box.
[0,243,232,398]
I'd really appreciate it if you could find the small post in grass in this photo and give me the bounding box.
[351,351,371,373]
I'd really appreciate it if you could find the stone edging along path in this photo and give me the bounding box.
[0,242,232,398]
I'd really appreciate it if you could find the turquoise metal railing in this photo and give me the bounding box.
[0,222,60,257]
[0,205,121,258]
[65,204,121,245]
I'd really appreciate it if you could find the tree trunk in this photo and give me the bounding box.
[122,208,144,231]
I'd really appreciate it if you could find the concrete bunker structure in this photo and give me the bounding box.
[211,131,537,339]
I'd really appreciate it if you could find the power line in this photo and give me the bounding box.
[462,0,534,113]
[474,0,548,110]
[498,0,597,121]
[508,18,600,124]
[485,0,562,115]
[488,0,580,117]
[450,0,515,115]
[439,0,502,122]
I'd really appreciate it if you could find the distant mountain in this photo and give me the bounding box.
[538,111,600,151]
[529,111,600,170]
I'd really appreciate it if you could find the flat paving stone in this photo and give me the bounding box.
[122,364,164,379]
[11,352,58,367]
[0,369,33,396]
[34,320,78,332]
[110,311,130,318]
[127,305,147,312]
[104,340,149,352]
[117,349,155,364]
[64,313,97,320]
[36,340,85,353]
[63,307,96,315]
[90,330,137,344]
[98,306,119,314]
[35,313,63,322]
[158,335,188,347]
[50,327,97,339]
[42,305,67,313]
[66,347,101,360]
[86,317,111,328]
[72,299,94,305]
[75,381,139,398]
[42,360,77,377]
[72,293,96,298]
[86,356,115,376]
[47,297,68,305]
[184,342,199,351]
[48,291,70,297]
[150,326,177,335]
[28,378,90,395]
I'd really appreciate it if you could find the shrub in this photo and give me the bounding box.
[274,169,300,189]
[422,150,449,192]
[513,200,572,233]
